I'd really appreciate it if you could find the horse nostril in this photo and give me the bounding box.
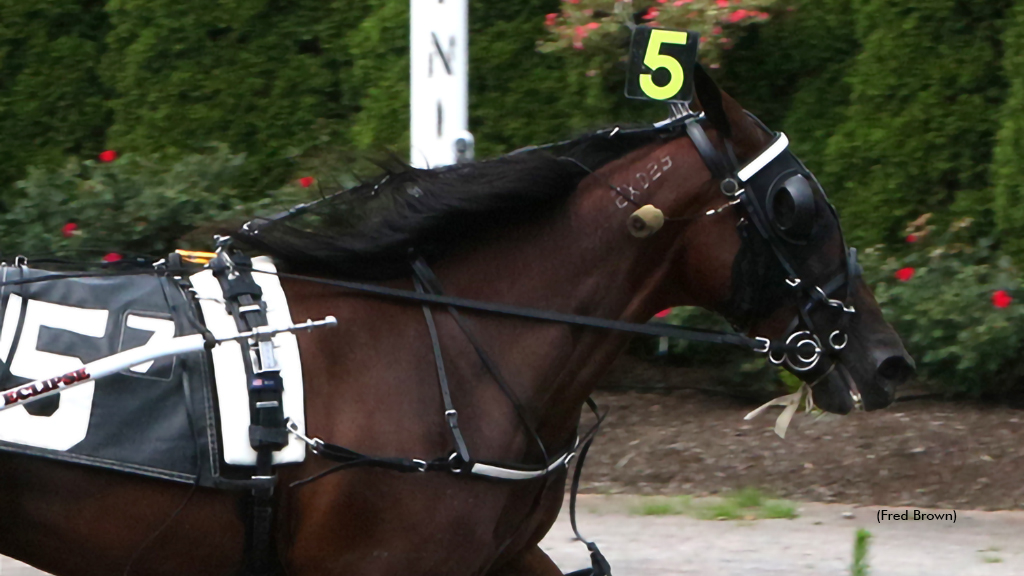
[877,356,914,382]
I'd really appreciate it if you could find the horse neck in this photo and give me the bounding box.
[429,139,712,438]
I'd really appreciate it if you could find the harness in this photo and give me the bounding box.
[0,110,861,576]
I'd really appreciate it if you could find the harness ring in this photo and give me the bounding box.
[829,330,848,351]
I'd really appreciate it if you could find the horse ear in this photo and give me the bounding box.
[693,62,732,139]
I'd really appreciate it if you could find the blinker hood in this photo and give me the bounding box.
[736,133,821,245]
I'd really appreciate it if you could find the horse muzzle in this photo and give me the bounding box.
[812,349,915,414]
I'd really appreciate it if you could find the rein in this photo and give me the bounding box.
[0,265,789,354]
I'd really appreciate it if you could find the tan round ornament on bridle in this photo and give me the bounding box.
[628,205,665,238]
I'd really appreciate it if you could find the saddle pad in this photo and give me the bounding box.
[190,256,306,466]
[0,266,206,482]
[0,258,306,485]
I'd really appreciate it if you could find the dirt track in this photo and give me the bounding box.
[582,357,1024,510]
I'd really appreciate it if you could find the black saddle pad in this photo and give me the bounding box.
[0,266,221,485]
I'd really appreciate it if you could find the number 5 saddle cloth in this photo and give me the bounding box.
[0,257,305,487]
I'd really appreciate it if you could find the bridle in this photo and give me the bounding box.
[618,109,862,396]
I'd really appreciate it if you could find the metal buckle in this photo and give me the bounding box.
[786,277,802,288]
[445,409,458,425]
[412,459,428,473]
[813,285,856,313]
[753,336,771,354]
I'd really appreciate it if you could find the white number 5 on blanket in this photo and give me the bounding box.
[0,296,108,450]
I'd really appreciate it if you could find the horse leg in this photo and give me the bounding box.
[486,546,564,576]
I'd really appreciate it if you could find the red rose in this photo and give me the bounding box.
[727,9,749,23]
[993,290,1013,309]
[894,267,915,282]
[102,253,122,263]
[61,222,79,238]
[299,176,315,188]
[98,150,118,163]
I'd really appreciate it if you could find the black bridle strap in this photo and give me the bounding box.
[410,258,551,468]
[567,397,612,576]
[0,263,774,353]
[685,118,729,180]
[413,277,471,463]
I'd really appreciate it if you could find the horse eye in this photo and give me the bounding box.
[770,175,815,239]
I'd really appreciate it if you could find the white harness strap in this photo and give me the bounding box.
[466,438,578,480]
[737,133,790,182]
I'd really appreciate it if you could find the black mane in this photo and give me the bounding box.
[234,126,683,280]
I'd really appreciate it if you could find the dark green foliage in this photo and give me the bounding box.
[0,146,307,260]
[993,0,1024,260]
[822,0,1010,247]
[722,0,860,168]
[100,0,371,189]
[345,0,411,153]
[0,0,112,203]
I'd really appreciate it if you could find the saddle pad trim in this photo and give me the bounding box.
[0,439,195,483]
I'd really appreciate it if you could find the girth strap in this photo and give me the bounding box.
[210,245,286,576]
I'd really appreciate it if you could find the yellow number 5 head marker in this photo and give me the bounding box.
[625,27,700,103]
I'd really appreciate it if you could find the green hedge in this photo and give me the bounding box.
[0,0,112,200]
[721,0,859,170]
[820,0,1010,247]
[993,0,1024,258]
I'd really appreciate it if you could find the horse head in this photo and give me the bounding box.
[622,68,914,415]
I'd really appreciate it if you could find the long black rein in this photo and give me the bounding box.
[0,267,785,351]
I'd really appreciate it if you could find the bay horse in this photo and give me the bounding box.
[0,74,913,575]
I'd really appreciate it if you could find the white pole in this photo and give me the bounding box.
[410,0,472,168]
